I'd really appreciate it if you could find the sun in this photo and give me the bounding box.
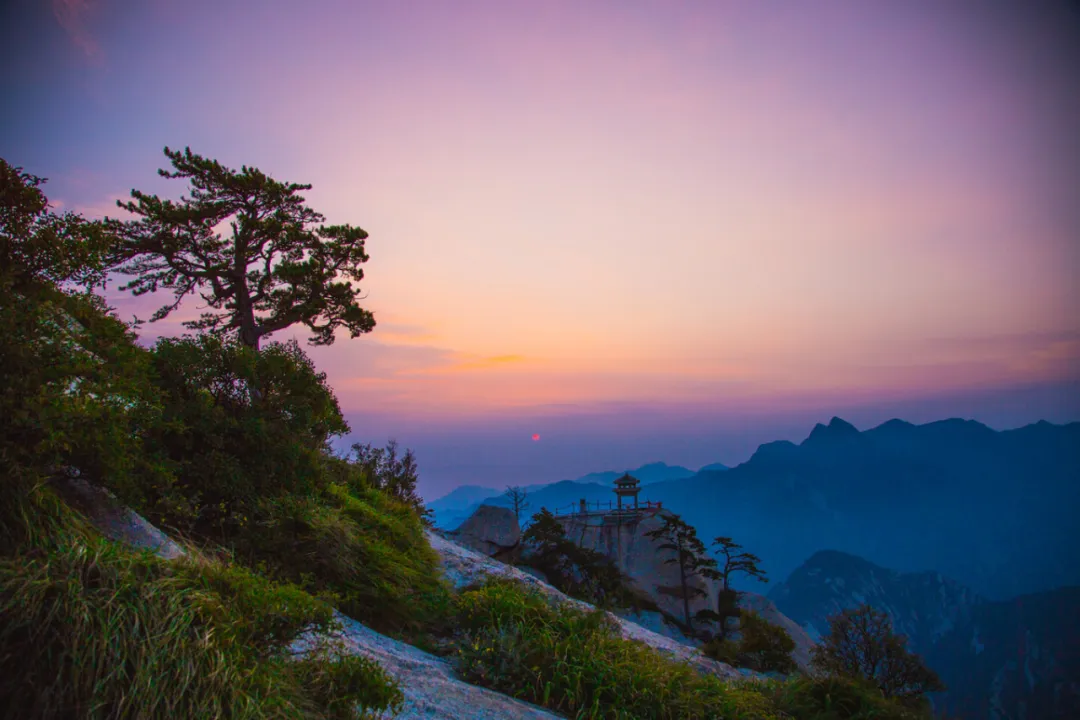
[531,433,541,441]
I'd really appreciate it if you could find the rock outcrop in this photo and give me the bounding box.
[556,509,815,670]
[448,504,520,558]
[558,510,699,619]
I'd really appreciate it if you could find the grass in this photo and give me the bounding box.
[453,579,778,719]
[233,481,452,638]
[452,578,936,720]
[0,481,403,720]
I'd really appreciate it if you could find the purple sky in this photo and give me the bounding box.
[3,1,1078,498]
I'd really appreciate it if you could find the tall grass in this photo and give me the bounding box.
[453,579,936,720]
[235,481,451,637]
[0,483,403,720]
[453,579,777,719]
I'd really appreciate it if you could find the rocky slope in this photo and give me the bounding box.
[63,476,766,717]
[927,587,1080,720]
[292,612,560,720]
[427,530,748,680]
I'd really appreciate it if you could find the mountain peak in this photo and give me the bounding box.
[828,416,858,433]
[803,417,860,445]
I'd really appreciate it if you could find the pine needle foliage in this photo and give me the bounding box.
[115,147,375,350]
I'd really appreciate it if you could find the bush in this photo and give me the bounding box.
[520,508,648,611]
[812,604,944,706]
[453,579,780,719]
[768,675,932,720]
[704,611,797,674]
[347,440,431,523]
[234,483,451,636]
[136,335,348,535]
[115,335,450,636]
[0,529,402,719]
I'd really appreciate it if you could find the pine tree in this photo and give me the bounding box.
[644,513,719,633]
[710,536,768,641]
[116,147,375,350]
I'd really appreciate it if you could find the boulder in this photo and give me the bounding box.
[449,504,520,557]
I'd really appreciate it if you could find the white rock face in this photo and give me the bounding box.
[293,612,560,720]
[50,476,186,560]
[558,510,708,620]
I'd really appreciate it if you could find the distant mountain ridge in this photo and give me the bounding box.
[641,417,1080,599]
[432,418,1079,599]
[432,418,1080,600]
[426,485,500,516]
[429,461,725,529]
[770,549,982,651]
[770,550,1080,720]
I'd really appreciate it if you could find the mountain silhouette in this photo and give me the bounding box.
[463,418,1079,600]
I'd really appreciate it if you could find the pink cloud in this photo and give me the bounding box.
[51,0,103,62]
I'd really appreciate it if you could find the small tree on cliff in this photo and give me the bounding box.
[644,513,719,634]
[115,147,375,351]
[708,536,769,642]
[504,486,530,525]
[812,604,944,705]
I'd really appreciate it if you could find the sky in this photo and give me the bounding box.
[2,0,1079,498]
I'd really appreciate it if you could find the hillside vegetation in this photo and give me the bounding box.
[2,153,940,719]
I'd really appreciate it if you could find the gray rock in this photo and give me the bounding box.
[293,611,559,720]
[50,475,186,560]
[449,504,520,557]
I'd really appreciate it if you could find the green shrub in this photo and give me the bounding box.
[136,334,348,536]
[520,508,648,611]
[453,579,781,719]
[768,675,932,720]
[704,611,797,674]
[702,636,742,667]
[234,484,451,636]
[0,531,401,719]
[290,652,404,720]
